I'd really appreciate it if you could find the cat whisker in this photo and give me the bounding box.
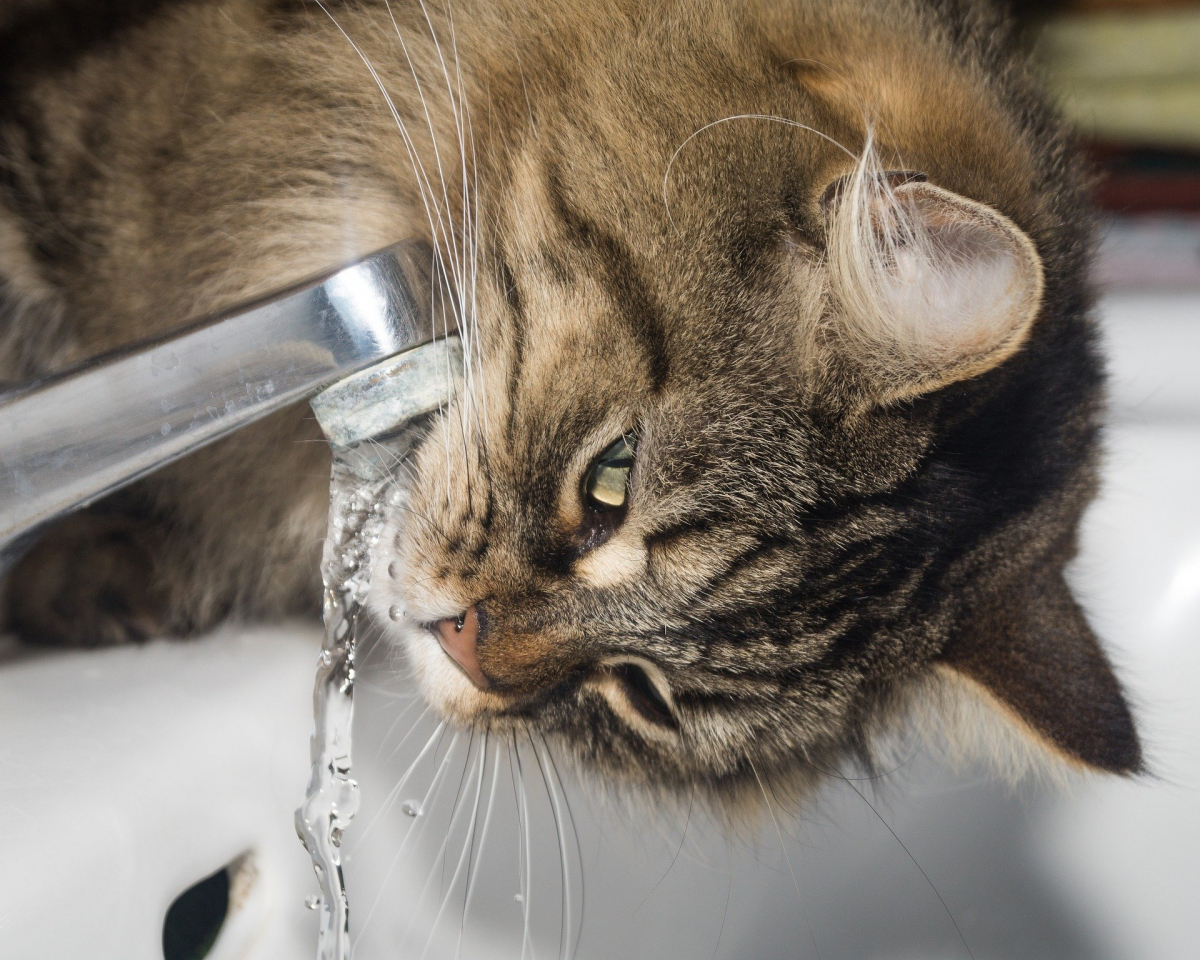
[353,730,461,949]
[348,714,442,855]
[365,700,431,785]
[403,731,479,952]
[361,1,460,285]
[511,732,535,960]
[312,0,475,518]
[445,12,489,473]
[392,505,457,546]
[662,113,857,236]
[458,736,502,958]
[541,736,585,960]
[313,0,459,282]
[355,610,414,674]
[383,0,485,484]
[529,732,569,960]
[395,0,470,286]
[635,787,694,916]
[419,731,489,960]
[709,842,734,960]
[842,777,976,960]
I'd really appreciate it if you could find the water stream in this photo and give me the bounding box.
[294,451,387,960]
[295,335,462,960]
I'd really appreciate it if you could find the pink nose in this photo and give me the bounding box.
[434,605,490,689]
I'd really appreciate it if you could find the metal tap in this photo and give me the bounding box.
[0,240,455,575]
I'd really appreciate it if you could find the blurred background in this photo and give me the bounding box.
[1022,0,1200,286]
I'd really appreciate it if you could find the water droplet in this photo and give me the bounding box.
[388,488,406,506]
[387,561,399,579]
[305,895,320,911]
[388,604,403,621]
[401,800,421,817]
[151,348,179,370]
[514,893,524,903]
[160,422,171,436]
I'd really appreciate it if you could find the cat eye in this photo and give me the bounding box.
[583,434,636,511]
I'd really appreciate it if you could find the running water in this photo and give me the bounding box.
[295,336,462,960]
[293,451,387,960]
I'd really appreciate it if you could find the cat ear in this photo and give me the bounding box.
[824,169,1044,405]
[937,571,1142,774]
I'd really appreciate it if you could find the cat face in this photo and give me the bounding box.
[367,0,1141,803]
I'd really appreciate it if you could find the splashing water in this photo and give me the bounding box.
[296,337,462,960]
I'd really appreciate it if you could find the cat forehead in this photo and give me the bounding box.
[479,0,1041,237]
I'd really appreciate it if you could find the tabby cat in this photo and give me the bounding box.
[0,0,1141,805]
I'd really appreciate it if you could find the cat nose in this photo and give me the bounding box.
[434,604,490,689]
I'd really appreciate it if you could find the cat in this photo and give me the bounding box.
[0,0,1141,807]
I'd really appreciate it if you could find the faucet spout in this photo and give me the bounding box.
[0,239,450,574]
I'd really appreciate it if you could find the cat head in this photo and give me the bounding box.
[363,0,1141,806]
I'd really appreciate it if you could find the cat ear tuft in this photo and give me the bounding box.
[824,164,1044,404]
[937,572,1143,775]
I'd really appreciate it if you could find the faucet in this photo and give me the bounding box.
[0,239,456,575]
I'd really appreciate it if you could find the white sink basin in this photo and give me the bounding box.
[0,628,321,959]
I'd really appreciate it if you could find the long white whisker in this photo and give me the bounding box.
[349,713,441,855]
[459,737,502,958]
[353,730,461,949]
[380,0,466,292]
[541,739,585,960]
[313,0,460,293]
[419,731,489,960]
[512,734,536,960]
[413,0,485,499]
[662,114,857,235]
[367,697,427,770]
[441,0,484,436]
[402,732,479,950]
[530,734,568,960]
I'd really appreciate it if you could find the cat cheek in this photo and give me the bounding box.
[573,533,647,589]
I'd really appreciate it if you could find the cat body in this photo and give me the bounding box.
[0,0,1140,804]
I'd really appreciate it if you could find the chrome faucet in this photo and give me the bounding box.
[0,239,454,575]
